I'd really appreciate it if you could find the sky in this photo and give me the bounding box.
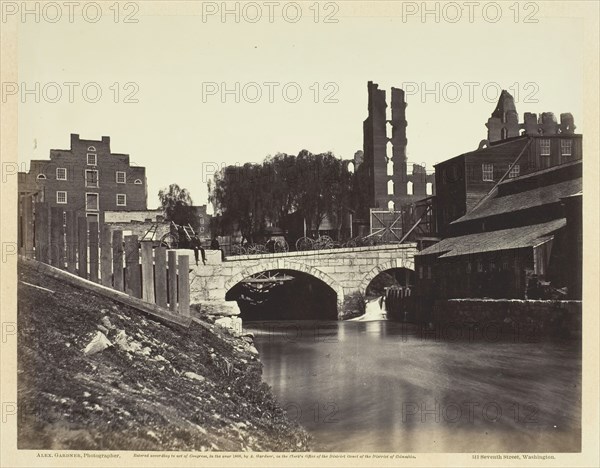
[16,1,585,210]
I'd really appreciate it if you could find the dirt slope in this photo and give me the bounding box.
[17,260,310,451]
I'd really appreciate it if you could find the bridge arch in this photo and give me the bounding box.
[224,260,345,310]
[358,258,415,297]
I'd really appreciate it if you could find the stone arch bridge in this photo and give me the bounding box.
[188,244,418,319]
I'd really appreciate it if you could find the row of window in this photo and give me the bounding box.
[479,152,571,182]
[386,180,434,195]
[540,138,572,156]
[56,191,127,208]
[481,163,520,182]
[37,169,142,185]
[442,139,574,185]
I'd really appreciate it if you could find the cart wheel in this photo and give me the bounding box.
[254,244,267,254]
[275,239,289,253]
[296,237,314,251]
[314,235,333,250]
[231,244,244,256]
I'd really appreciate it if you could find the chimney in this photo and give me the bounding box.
[70,133,79,148]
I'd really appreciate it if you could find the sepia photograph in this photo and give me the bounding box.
[1,1,599,466]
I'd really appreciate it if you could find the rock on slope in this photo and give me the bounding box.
[17,260,310,451]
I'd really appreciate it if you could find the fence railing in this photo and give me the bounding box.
[21,201,190,316]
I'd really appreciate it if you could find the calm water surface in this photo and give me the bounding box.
[246,320,581,452]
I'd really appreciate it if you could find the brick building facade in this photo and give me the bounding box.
[18,134,147,224]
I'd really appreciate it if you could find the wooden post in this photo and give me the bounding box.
[77,217,88,278]
[22,195,34,257]
[65,211,77,273]
[112,230,124,291]
[168,250,178,313]
[49,207,64,268]
[154,246,168,308]
[88,222,99,282]
[18,197,23,255]
[178,254,190,316]
[140,241,155,303]
[100,224,112,287]
[124,235,141,298]
[34,202,49,263]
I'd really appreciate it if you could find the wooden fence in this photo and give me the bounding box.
[20,201,190,315]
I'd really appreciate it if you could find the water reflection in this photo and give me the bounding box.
[246,320,581,453]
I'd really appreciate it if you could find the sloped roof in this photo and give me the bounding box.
[453,177,581,223]
[497,158,580,184]
[434,137,529,167]
[416,218,566,258]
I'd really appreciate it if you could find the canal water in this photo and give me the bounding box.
[245,319,581,453]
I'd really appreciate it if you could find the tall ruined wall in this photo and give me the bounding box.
[360,81,435,217]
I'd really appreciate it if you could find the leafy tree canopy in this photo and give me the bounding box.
[208,151,353,242]
[158,183,198,229]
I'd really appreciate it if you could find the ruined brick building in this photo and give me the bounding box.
[434,90,582,236]
[353,81,435,220]
[414,91,583,303]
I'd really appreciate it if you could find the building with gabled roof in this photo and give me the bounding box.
[415,160,582,300]
[18,133,148,225]
[434,90,582,237]
[411,89,582,303]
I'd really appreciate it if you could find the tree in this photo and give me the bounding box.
[209,163,267,243]
[158,183,198,228]
[293,150,350,235]
[208,151,355,242]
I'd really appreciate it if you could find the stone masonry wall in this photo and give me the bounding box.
[433,299,582,338]
[188,244,418,319]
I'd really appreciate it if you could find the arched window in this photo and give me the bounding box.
[426,182,433,195]
[387,179,394,195]
[387,200,395,211]
[407,181,413,195]
[347,161,355,174]
[134,179,142,185]
[386,121,393,139]
[87,146,96,151]
[36,174,47,179]
[386,141,393,158]
[387,159,394,176]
